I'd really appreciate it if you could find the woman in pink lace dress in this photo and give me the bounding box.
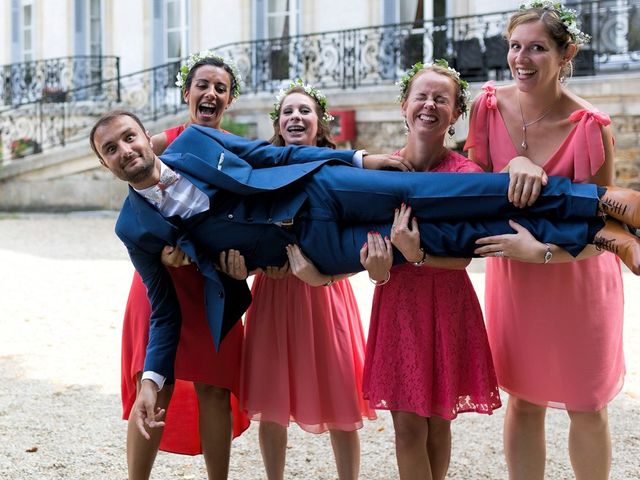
[360,62,501,480]
[240,81,376,480]
[466,4,624,479]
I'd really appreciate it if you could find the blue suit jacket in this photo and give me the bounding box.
[115,125,356,382]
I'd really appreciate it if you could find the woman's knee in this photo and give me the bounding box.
[508,396,547,419]
[392,412,429,447]
[194,383,230,407]
[567,407,609,433]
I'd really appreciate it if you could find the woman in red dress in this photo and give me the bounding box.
[121,50,249,480]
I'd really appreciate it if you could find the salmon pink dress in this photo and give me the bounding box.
[121,125,249,454]
[241,274,376,433]
[362,150,502,419]
[465,82,625,411]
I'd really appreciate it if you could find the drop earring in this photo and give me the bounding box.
[448,124,456,136]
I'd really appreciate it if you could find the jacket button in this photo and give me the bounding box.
[227,213,234,220]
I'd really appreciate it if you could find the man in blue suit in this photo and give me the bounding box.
[90,110,640,435]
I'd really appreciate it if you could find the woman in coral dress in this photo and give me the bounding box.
[466,4,624,479]
[360,62,501,480]
[121,51,249,480]
[240,80,376,480]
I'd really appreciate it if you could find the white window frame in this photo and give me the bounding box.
[21,0,35,62]
[164,0,189,64]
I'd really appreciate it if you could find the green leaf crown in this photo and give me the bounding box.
[270,79,334,123]
[396,59,470,116]
[175,49,242,98]
[520,1,591,45]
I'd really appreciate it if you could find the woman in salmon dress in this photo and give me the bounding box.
[240,80,376,480]
[466,4,624,479]
[121,51,249,480]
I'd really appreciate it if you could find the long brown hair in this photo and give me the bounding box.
[269,86,336,149]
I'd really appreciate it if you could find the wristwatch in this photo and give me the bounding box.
[543,243,553,264]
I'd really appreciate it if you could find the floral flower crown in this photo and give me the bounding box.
[520,1,591,45]
[175,49,243,98]
[270,79,334,123]
[396,59,470,116]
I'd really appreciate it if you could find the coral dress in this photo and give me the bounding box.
[465,82,625,411]
[241,273,376,433]
[121,125,249,455]
[363,150,502,419]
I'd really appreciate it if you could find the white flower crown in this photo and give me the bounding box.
[270,79,334,123]
[175,49,243,98]
[520,1,591,45]
[396,60,471,116]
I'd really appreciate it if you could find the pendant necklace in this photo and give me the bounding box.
[517,90,555,151]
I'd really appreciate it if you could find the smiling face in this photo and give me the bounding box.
[401,69,460,139]
[183,64,233,129]
[507,20,570,91]
[277,92,320,146]
[93,114,157,188]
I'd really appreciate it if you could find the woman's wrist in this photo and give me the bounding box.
[369,271,391,286]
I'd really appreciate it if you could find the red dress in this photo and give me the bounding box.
[121,125,249,455]
[362,150,502,420]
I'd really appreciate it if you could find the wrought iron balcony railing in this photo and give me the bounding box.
[0,0,638,163]
[1,55,120,108]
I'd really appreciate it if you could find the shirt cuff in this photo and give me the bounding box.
[352,150,368,168]
[141,371,166,391]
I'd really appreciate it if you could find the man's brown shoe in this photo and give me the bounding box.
[600,185,640,229]
[593,219,640,275]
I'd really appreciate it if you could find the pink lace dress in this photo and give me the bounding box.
[362,150,502,420]
[465,82,624,411]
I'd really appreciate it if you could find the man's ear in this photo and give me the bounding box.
[145,129,153,147]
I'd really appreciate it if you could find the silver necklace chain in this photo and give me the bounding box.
[517,91,556,151]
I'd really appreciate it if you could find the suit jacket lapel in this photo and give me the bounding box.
[128,187,180,244]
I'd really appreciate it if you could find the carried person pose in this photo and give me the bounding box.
[359,61,502,480]
[465,2,631,479]
[120,51,249,480]
[239,80,376,480]
[89,107,640,441]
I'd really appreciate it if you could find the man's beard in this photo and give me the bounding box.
[123,153,155,184]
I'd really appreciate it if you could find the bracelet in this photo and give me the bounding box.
[543,243,553,264]
[368,271,391,286]
[323,276,335,287]
[412,247,428,266]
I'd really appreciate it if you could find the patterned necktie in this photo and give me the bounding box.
[147,168,180,205]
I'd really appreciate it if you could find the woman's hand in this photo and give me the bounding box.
[474,220,548,263]
[362,153,414,172]
[285,244,331,287]
[505,156,548,208]
[390,203,423,263]
[218,249,248,280]
[161,245,192,268]
[359,231,393,282]
[262,262,291,280]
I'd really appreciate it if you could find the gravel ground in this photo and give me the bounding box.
[0,212,638,479]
